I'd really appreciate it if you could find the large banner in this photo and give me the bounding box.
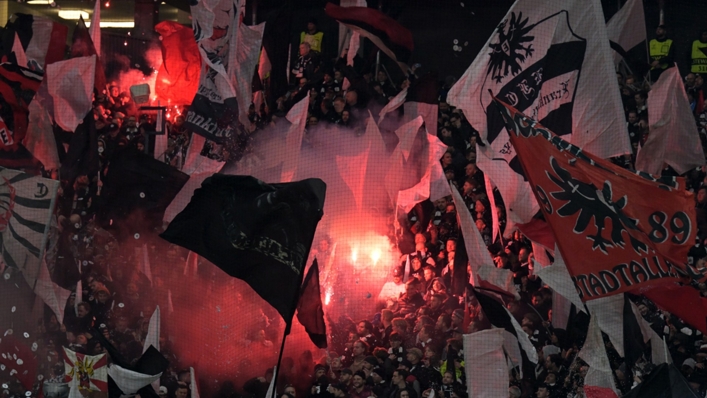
[495,98,700,300]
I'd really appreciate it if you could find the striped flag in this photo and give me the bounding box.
[2,13,68,72]
[0,167,58,288]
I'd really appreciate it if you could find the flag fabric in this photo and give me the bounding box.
[190,367,201,398]
[325,3,414,73]
[336,141,370,212]
[447,0,630,226]
[578,314,620,398]
[35,256,71,324]
[69,17,106,95]
[11,33,27,70]
[0,63,44,171]
[642,283,707,335]
[46,55,96,133]
[143,306,160,354]
[296,259,328,348]
[160,175,326,325]
[3,13,68,72]
[451,184,517,298]
[475,291,538,364]
[395,132,450,213]
[185,0,240,143]
[281,95,309,183]
[63,347,108,397]
[96,148,189,240]
[605,0,646,64]
[584,386,619,398]
[265,366,277,398]
[233,20,266,131]
[404,72,439,132]
[622,363,701,398]
[462,329,508,398]
[395,116,423,162]
[92,328,168,397]
[259,8,292,110]
[59,113,99,185]
[484,175,500,244]
[139,244,153,285]
[89,0,101,56]
[181,133,225,175]
[533,246,584,310]
[154,21,201,106]
[378,87,407,125]
[0,335,38,391]
[635,66,705,175]
[0,167,58,288]
[494,98,701,301]
[24,99,60,171]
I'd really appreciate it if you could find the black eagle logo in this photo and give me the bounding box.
[546,157,648,255]
[487,12,535,84]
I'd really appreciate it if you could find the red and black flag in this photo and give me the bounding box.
[493,97,701,299]
[0,63,43,171]
[0,13,67,71]
[297,259,327,348]
[325,3,414,73]
[622,363,700,398]
[405,72,439,132]
[160,175,326,326]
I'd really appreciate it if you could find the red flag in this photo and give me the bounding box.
[643,283,707,335]
[296,259,327,348]
[155,21,201,106]
[584,386,619,398]
[494,97,700,301]
[70,17,106,95]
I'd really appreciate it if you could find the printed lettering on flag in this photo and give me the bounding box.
[494,98,700,301]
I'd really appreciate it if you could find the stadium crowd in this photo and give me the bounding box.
[3,12,707,398]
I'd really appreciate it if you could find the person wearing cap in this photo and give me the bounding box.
[329,382,349,398]
[158,386,168,397]
[691,30,707,74]
[349,370,372,398]
[649,25,675,81]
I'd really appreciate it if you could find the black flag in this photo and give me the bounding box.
[160,175,326,325]
[297,259,327,348]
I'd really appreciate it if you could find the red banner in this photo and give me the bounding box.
[494,98,700,300]
[155,21,201,106]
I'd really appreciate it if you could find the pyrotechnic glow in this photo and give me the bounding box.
[370,249,381,266]
[350,249,358,264]
[325,288,332,305]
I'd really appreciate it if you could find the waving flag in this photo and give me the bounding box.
[0,167,59,288]
[605,0,646,64]
[494,98,700,300]
[447,0,630,226]
[161,175,326,325]
[63,347,108,397]
[297,259,328,348]
[325,2,413,72]
[155,21,201,106]
[2,13,67,72]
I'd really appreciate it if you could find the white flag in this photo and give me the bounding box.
[190,367,200,398]
[108,364,161,396]
[451,184,518,298]
[34,257,71,324]
[143,306,160,354]
[395,116,423,162]
[578,312,620,396]
[447,0,630,224]
[12,33,28,69]
[484,174,500,244]
[281,95,310,182]
[89,0,101,56]
[533,246,584,311]
[378,87,407,125]
[336,142,370,212]
[46,55,96,132]
[25,99,61,171]
[605,0,646,64]
[585,294,625,357]
[233,21,266,130]
[463,329,508,398]
[264,366,277,398]
[635,66,705,175]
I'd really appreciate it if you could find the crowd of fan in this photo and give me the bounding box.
[4,17,707,398]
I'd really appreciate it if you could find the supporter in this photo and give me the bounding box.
[300,18,324,54]
[649,25,675,81]
[292,42,320,82]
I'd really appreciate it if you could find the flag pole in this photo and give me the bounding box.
[271,328,289,398]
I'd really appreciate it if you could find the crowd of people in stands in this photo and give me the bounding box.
[4,12,707,398]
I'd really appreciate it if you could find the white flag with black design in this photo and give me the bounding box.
[447,0,630,225]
